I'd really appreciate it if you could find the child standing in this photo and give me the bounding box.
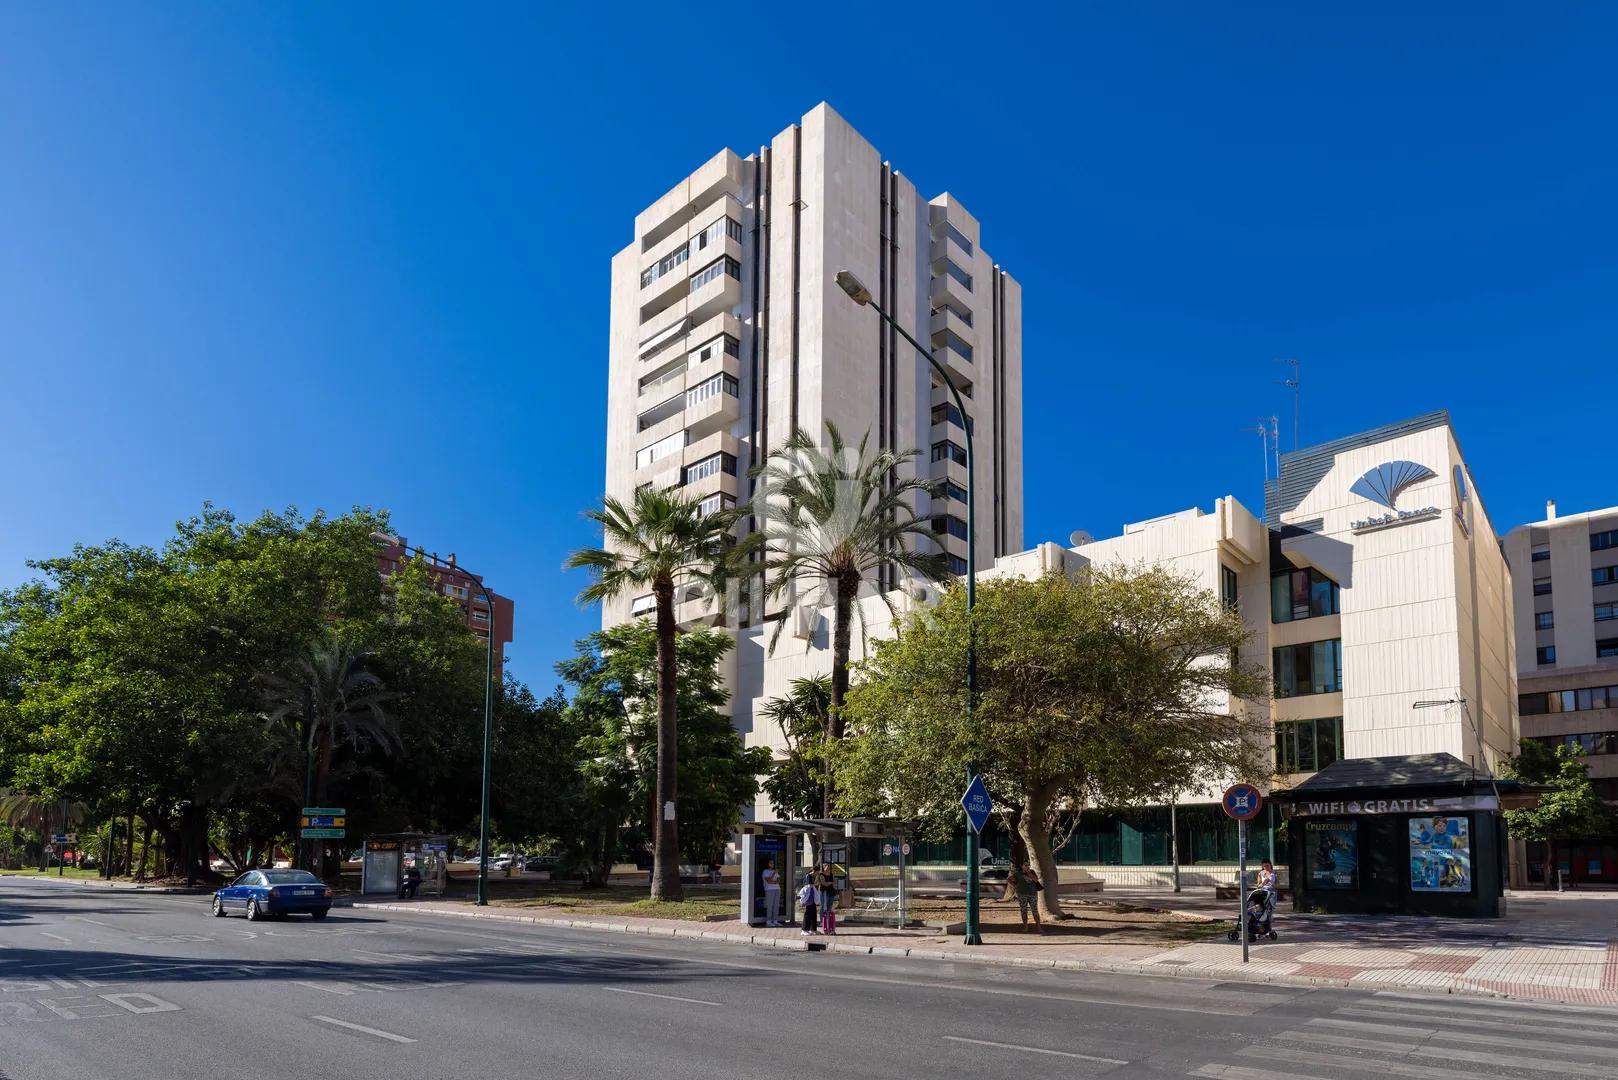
[798,878,818,936]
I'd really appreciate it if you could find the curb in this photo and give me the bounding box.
[347,900,1618,1006]
[1,874,203,895]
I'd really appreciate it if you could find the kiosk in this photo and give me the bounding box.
[361,833,450,898]
[1273,754,1535,918]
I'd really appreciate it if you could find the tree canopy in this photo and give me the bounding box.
[1502,738,1617,843]
[834,567,1270,915]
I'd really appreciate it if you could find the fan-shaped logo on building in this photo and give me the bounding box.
[1350,460,1442,532]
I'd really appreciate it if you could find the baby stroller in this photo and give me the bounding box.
[1227,886,1278,941]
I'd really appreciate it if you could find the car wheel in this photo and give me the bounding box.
[246,898,263,922]
[211,896,226,918]
[310,908,329,920]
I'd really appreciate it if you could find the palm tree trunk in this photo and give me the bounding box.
[828,572,859,740]
[651,579,682,901]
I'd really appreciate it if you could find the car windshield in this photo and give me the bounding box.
[261,871,320,885]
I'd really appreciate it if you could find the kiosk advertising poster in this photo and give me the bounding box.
[1409,815,1471,892]
[1306,820,1358,889]
[753,836,785,923]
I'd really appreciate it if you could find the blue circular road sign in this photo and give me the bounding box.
[1222,783,1264,822]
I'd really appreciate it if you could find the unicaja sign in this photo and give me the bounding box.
[1349,460,1441,533]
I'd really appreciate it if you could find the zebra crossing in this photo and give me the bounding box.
[1191,991,1618,1079]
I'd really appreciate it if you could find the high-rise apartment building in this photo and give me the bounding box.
[1503,502,1618,813]
[602,103,1023,630]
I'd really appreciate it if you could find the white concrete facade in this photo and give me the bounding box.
[602,103,1024,633]
[1503,501,1618,799]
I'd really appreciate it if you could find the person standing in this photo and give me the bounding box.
[815,862,839,935]
[1004,860,1043,934]
[798,877,818,936]
[761,858,782,927]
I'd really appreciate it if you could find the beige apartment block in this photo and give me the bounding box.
[1503,502,1618,802]
[602,103,1024,634]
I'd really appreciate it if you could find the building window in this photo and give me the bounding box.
[931,515,969,541]
[1535,731,1618,756]
[694,215,743,251]
[681,452,737,485]
[636,392,686,432]
[635,430,685,469]
[1595,566,1618,587]
[693,333,740,363]
[946,554,968,575]
[640,243,690,288]
[938,480,968,505]
[696,492,736,517]
[1270,567,1340,623]
[943,259,973,291]
[1531,545,1550,562]
[685,372,738,408]
[933,299,973,326]
[1531,684,1617,714]
[930,403,967,430]
[630,594,656,616]
[1534,578,1553,596]
[639,358,688,394]
[444,583,469,600]
[943,221,974,256]
[1593,529,1618,552]
[690,255,741,291]
[1275,717,1344,774]
[1221,565,1239,612]
[1600,639,1618,659]
[471,608,490,624]
[1597,604,1618,623]
[1536,611,1555,630]
[937,329,973,363]
[931,440,967,467]
[1273,639,1342,698]
[1538,645,1557,666]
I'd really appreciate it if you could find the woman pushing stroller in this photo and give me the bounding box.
[1228,860,1279,942]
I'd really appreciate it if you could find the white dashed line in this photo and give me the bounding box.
[310,1015,416,1043]
[602,986,722,1007]
[40,932,72,944]
[942,1035,1129,1065]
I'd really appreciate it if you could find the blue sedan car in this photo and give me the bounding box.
[212,869,333,921]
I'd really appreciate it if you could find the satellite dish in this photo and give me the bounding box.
[1069,530,1094,547]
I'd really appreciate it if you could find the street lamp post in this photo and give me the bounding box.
[834,270,982,946]
[374,533,498,906]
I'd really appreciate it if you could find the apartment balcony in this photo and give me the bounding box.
[934,335,974,387]
[930,453,969,491]
[930,271,973,316]
[682,375,740,439]
[929,228,974,270]
[637,356,690,403]
[686,257,742,325]
[682,465,739,504]
[638,255,689,319]
[929,304,976,345]
[636,149,745,252]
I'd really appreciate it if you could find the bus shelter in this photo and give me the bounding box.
[738,818,913,928]
[361,833,450,898]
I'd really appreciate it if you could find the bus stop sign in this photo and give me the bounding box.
[1222,783,1264,822]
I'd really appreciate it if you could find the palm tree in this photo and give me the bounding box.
[759,676,833,819]
[259,632,398,874]
[0,790,88,870]
[752,423,949,738]
[564,485,745,901]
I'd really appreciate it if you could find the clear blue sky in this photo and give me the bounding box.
[3,6,1614,691]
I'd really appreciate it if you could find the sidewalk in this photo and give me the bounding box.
[352,887,1618,1007]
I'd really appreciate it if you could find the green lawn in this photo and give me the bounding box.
[0,867,109,880]
[486,884,736,921]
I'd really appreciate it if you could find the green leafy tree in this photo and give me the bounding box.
[1503,739,1617,843]
[557,621,768,883]
[752,423,947,738]
[564,486,746,901]
[759,676,832,819]
[834,567,1270,917]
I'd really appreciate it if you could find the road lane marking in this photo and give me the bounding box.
[942,1035,1128,1065]
[101,993,180,1014]
[40,933,71,944]
[1235,1045,1500,1080]
[602,986,722,1007]
[1191,1067,1335,1080]
[296,981,356,995]
[311,1015,416,1043]
[69,917,117,928]
[47,977,78,991]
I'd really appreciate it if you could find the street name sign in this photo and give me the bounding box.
[301,827,346,839]
[301,807,345,817]
[960,773,992,834]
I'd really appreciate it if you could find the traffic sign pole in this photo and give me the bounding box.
[1221,783,1264,966]
[1239,818,1249,964]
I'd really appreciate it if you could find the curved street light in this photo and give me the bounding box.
[834,270,982,946]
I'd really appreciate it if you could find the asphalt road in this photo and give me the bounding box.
[4,878,1618,1080]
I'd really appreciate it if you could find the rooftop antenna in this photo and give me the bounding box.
[1276,358,1300,450]
[1269,415,1280,482]
[1241,419,1271,482]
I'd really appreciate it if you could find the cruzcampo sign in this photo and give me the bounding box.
[1285,795,1499,818]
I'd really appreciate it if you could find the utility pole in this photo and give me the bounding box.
[1276,358,1300,450]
